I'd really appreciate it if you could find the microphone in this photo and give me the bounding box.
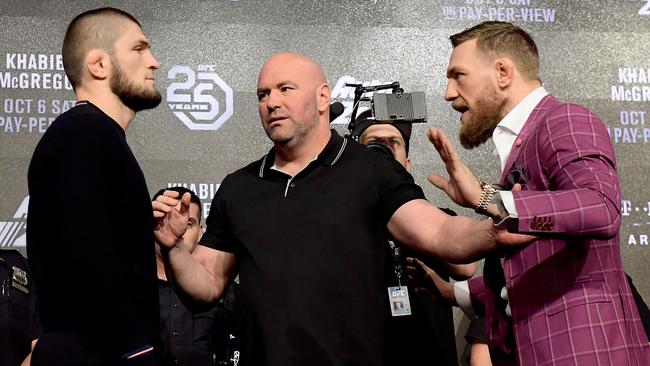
[329,102,344,123]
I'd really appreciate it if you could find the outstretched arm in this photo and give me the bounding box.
[387,199,535,263]
[153,191,236,302]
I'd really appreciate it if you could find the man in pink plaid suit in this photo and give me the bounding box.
[426,21,650,365]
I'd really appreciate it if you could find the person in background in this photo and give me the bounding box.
[0,249,40,366]
[354,109,476,365]
[153,187,240,366]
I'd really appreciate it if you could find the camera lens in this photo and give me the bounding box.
[365,142,394,159]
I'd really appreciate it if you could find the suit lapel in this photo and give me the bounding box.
[499,95,560,185]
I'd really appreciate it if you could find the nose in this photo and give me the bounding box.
[148,51,160,70]
[444,80,457,102]
[266,89,281,110]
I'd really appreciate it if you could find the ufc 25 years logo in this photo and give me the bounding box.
[166,65,234,131]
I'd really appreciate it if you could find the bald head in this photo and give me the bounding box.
[63,7,141,89]
[256,53,331,148]
[258,52,326,88]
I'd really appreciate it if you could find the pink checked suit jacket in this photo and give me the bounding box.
[468,95,650,365]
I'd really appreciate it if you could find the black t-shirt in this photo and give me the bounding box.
[200,130,424,366]
[0,250,40,366]
[27,102,160,359]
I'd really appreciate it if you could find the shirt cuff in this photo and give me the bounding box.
[499,191,518,217]
[454,281,478,319]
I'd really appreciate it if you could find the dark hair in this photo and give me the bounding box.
[62,7,141,89]
[450,21,540,82]
[152,187,202,223]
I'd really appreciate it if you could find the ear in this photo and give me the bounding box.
[316,83,331,113]
[405,158,412,172]
[494,57,515,89]
[85,49,110,81]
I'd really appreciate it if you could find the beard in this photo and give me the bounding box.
[110,59,161,112]
[456,87,506,149]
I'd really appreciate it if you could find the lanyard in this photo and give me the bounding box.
[388,240,402,289]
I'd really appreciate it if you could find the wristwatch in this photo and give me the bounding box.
[475,181,497,215]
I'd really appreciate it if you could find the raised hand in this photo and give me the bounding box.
[426,127,482,209]
[152,190,191,248]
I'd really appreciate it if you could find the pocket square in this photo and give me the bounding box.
[503,165,528,190]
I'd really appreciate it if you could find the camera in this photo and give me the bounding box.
[372,91,427,123]
[364,141,395,158]
[343,82,427,159]
[344,81,427,141]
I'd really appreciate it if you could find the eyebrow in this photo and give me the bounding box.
[134,39,150,48]
[257,80,294,94]
[362,134,404,142]
[446,66,460,79]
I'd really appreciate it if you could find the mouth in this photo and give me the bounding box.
[268,115,288,126]
[452,104,469,121]
[452,103,468,113]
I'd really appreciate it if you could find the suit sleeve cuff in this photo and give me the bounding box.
[454,280,478,319]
